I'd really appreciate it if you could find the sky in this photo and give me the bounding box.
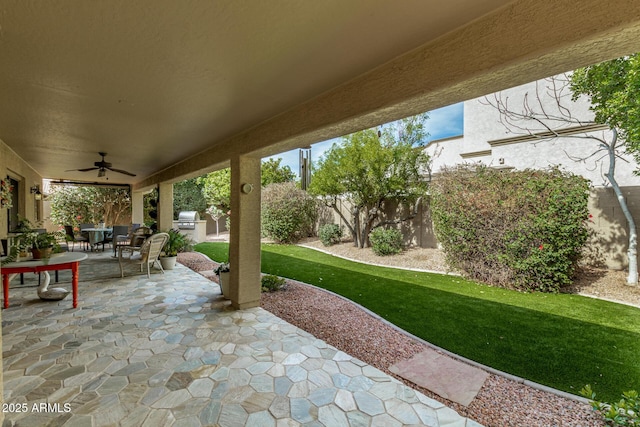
[265,103,464,176]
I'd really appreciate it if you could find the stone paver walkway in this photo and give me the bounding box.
[389,349,490,407]
[2,251,481,426]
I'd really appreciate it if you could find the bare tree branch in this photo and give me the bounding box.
[485,75,637,284]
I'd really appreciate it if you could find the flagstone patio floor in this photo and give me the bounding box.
[1,250,480,426]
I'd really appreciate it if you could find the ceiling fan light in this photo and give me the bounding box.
[98,168,106,177]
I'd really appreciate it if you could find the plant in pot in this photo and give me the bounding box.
[9,216,40,259]
[159,229,192,270]
[214,263,230,299]
[12,215,35,234]
[29,231,63,260]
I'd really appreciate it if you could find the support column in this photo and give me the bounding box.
[131,191,144,226]
[229,155,261,309]
[157,182,173,231]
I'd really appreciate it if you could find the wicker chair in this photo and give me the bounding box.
[118,232,169,278]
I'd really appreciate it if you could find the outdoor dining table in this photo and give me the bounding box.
[83,227,113,251]
[1,251,88,308]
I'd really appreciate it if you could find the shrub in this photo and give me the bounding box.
[261,274,286,292]
[261,182,318,244]
[318,223,343,246]
[369,228,403,256]
[430,164,590,292]
[162,229,193,257]
[581,385,640,426]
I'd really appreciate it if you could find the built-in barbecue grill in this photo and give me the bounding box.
[177,211,200,230]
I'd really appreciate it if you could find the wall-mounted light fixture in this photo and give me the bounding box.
[241,183,254,194]
[30,185,42,200]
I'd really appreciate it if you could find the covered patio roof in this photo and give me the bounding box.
[2,1,640,424]
[1,1,639,188]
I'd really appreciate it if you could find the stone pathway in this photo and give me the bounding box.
[389,349,490,407]
[2,251,481,426]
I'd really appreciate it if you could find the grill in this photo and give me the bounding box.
[177,211,200,230]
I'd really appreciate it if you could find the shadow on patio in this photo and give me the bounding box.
[2,250,477,426]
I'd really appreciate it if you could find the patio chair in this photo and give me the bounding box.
[132,226,152,244]
[116,226,153,259]
[64,225,88,251]
[111,224,131,256]
[97,226,117,252]
[78,223,94,247]
[118,232,169,278]
[79,223,94,232]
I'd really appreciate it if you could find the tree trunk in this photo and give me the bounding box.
[360,223,369,248]
[327,199,357,245]
[353,206,362,247]
[361,206,380,248]
[604,131,638,284]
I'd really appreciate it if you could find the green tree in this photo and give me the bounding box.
[143,187,158,227]
[48,185,131,227]
[570,54,640,166]
[173,178,206,218]
[570,58,639,284]
[197,157,297,212]
[197,169,231,212]
[309,114,430,248]
[261,158,295,186]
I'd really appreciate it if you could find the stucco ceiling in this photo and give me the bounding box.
[0,0,517,184]
[1,0,639,187]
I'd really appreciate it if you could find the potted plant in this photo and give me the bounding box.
[8,216,38,260]
[29,231,63,260]
[214,263,230,299]
[159,229,192,270]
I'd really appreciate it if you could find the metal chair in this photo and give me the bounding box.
[78,223,94,249]
[118,232,169,278]
[64,225,88,251]
[111,225,131,256]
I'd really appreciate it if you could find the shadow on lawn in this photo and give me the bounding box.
[259,248,640,402]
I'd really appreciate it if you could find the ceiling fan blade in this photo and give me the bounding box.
[107,167,136,177]
[66,167,99,172]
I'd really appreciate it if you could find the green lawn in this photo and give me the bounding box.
[195,242,640,401]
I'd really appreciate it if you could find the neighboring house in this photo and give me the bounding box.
[425,76,640,270]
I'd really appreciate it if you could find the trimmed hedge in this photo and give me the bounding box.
[430,165,590,292]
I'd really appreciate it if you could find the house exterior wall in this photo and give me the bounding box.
[425,77,640,270]
[430,79,639,186]
[0,137,44,420]
[0,138,44,239]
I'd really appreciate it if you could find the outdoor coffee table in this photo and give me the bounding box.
[1,252,88,308]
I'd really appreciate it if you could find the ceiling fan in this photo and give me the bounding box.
[67,152,136,177]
